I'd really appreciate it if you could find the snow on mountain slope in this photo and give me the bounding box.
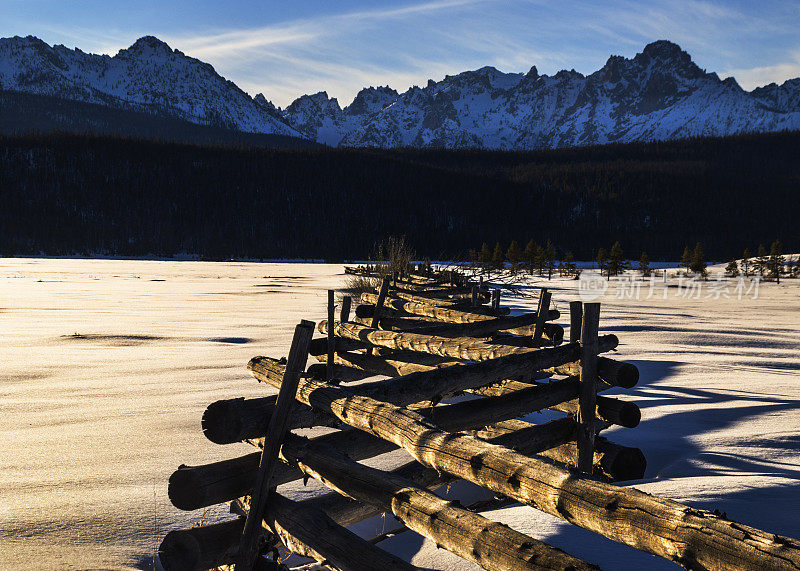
[2,35,799,148]
[0,35,301,137]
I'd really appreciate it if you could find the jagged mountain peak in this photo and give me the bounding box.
[126,35,174,55]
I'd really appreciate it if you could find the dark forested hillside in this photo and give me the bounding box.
[1,131,797,261]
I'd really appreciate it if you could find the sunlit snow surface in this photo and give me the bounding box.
[1,258,798,570]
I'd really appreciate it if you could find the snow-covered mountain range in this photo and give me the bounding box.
[2,35,799,149]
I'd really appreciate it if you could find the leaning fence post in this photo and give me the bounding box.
[340,295,352,323]
[531,288,552,346]
[577,303,600,474]
[569,300,583,344]
[491,289,501,311]
[368,275,391,355]
[236,319,315,570]
[327,290,335,381]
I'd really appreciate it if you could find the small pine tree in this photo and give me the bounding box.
[725,259,739,277]
[479,242,492,267]
[769,240,784,284]
[681,246,692,273]
[545,240,556,280]
[523,239,538,275]
[741,247,751,276]
[491,242,505,270]
[597,248,608,279]
[506,240,523,269]
[607,241,627,278]
[638,252,651,277]
[534,243,546,275]
[755,244,768,276]
[563,251,577,277]
[690,242,707,277]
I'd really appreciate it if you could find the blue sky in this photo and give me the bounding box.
[2,0,799,107]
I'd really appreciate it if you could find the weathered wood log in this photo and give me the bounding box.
[159,517,243,570]
[552,396,641,429]
[540,437,647,482]
[201,395,337,444]
[308,335,367,356]
[569,301,582,344]
[173,377,589,511]
[397,311,561,338]
[280,433,597,571]
[254,337,618,407]
[362,293,510,320]
[245,493,418,571]
[238,320,314,570]
[318,319,576,361]
[577,303,600,473]
[161,493,417,571]
[552,357,639,389]
[280,375,800,570]
[306,362,373,383]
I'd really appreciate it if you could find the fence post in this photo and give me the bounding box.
[569,301,583,344]
[340,295,352,324]
[368,275,391,355]
[236,319,315,570]
[491,289,500,311]
[327,290,335,382]
[577,303,600,473]
[531,288,551,347]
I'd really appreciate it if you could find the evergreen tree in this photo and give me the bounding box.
[523,239,538,275]
[725,259,739,277]
[544,240,556,279]
[479,242,492,267]
[690,242,707,277]
[768,240,784,283]
[563,251,577,277]
[741,248,751,276]
[638,251,651,277]
[681,246,692,273]
[755,244,768,276]
[534,243,546,275]
[607,241,627,278]
[506,240,523,269]
[491,242,505,270]
[597,248,608,279]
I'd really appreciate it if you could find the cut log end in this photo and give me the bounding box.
[201,400,242,445]
[168,467,204,512]
[159,518,242,571]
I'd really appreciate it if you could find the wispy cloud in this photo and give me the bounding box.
[724,50,800,90]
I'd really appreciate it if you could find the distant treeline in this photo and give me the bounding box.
[0,130,798,261]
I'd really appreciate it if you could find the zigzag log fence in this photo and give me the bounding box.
[160,266,800,570]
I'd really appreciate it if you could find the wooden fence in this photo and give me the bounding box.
[159,267,800,570]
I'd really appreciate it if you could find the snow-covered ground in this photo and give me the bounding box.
[1,258,798,570]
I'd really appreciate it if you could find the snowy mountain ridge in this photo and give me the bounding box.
[2,35,799,148]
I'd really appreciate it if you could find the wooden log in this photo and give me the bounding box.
[368,275,392,356]
[532,289,552,346]
[237,320,314,570]
[306,362,372,383]
[254,337,617,407]
[277,375,800,570]
[244,494,418,571]
[280,433,596,571]
[173,377,589,511]
[397,311,560,337]
[362,293,510,320]
[552,357,639,389]
[577,303,600,473]
[159,517,243,570]
[540,437,647,482]
[552,395,641,429]
[318,319,577,361]
[202,395,335,445]
[308,335,367,356]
